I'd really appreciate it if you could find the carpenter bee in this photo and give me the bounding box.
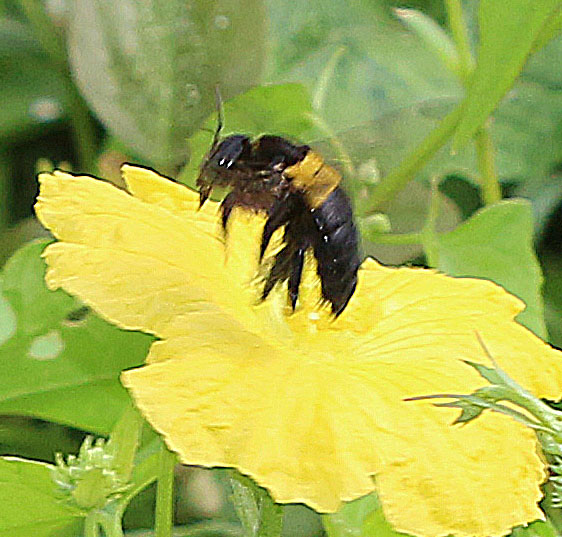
[197,99,361,316]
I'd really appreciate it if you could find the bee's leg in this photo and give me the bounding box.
[220,191,239,232]
[262,243,293,301]
[288,247,305,310]
[198,184,212,208]
[260,194,293,260]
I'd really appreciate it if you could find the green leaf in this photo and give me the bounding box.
[323,493,406,537]
[229,471,283,537]
[2,239,76,334]
[493,81,562,186]
[453,0,562,149]
[67,0,266,168]
[462,360,505,385]
[0,17,38,58]
[0,456,83,537]
[436,200,546,338]
[179,83,316,188]
[542,253,562,347]
[0,240,153,433]
[229,472,261,537]
[511,520,560,537]
[525,29,562,87]
[266,3,462,132]
[531,6,562,53]
[449,401,486,425]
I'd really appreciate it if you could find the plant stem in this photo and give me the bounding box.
[15,0,98,171]
[155,443,176,537]
[0,151,10,230]
[65,87,99,173]
[422,177,441,267]
[257,497,284,537]
[444,0,501,205]
[84,515,100,537]
[474,127,502,204]
[313,46,346,113]
[98,510,125,537]
[444,0,474,81]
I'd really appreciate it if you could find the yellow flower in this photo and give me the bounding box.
[35,165,562,537]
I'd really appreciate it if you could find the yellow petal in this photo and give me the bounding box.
[35,169,281,341]
[342,258,562,401]
[122,331,546,537]
[121,164,218,229]
[36,166,562,537]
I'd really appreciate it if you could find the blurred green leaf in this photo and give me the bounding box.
[67,0,266,168]
[436,200,547,338]
[177,3,562,219]
[0,456,83,537]
[323,493,406,537]
[329,62,562,212]
[179,83,316,188]
[0,416,83,462]
[2,239,75,332]
[0,55,69,144]
[0,216,51,265]
[493,82,562,184]
[453,0,562,149]
[0,16,37,56]
[0,240,153,433]
[266,2,462,132]
[363,180,461,266]
[0,11,72,145]
[524,31,562,87]
[394,8,462,80]
[0,149,9,231]
[541,252,562,347]
[531,6,562,53]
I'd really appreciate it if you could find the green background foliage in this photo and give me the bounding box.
[0,0,561,535]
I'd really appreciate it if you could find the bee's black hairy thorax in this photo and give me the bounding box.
[197,133,361,317]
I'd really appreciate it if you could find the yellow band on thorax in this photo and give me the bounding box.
[284,151,341,208]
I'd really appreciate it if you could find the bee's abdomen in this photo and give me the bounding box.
[284,151,341,208]
[310,187,360,316]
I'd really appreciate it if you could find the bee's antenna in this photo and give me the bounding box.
[213,85,224,148]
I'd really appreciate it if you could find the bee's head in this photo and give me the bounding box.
[208,135,252,170]
[197,134,253,208]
